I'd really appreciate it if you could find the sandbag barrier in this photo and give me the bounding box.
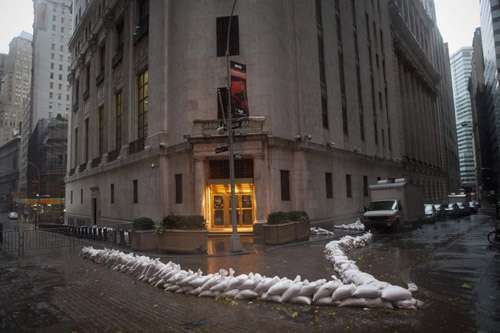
[333,219,366,231]
[80,232,422,310]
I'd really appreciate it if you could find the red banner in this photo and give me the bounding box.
[230,61,249,119]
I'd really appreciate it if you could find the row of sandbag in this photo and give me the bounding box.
[81,244,419,309]
[324,232,422,310]
[333,219,366,231]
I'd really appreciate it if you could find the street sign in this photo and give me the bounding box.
[215,145,229,154]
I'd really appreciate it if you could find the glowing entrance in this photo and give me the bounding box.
[207,183,255,232]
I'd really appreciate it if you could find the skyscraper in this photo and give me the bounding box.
[450,48,477,192]
[0,32,32,146]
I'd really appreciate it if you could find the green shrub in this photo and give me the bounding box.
[133,217,155,230]
[162,215,206,230]
[267,211,309,225]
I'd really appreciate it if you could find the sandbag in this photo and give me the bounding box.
[313,281,340,303]
[331,284,356,301]
[338,297,368,308]
[239,279,257,291]
[381,286,412,302]
[298,279,326,297]
[267,279,292,296]
[210,279,230,292]
[290,296,312,305]
[395,299,417,310]
[235,290,259,300]
[222,289,240,298]
[315,297,333,306]
[199,290,219,297]
[280,283,302,303]
[352,285,381,299]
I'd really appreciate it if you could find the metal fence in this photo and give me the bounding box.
[0,225,132,257]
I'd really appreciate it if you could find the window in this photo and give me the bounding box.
[74,127,78,165]
[280,170,291,201]
[363,176,369,197]
[50,82,54,88]
[115,19,124,53]
[133,179,138,203]
[98,105,104,155]
[216,16,240,57]
[51,43,55,50]
[50,72,54,79]
[115,91,122,150]
[316,0,328,129]
[70,190,73,204]
[85,64,90,93]
[137,69,149,139]
[175,174,183,204]
[325,172,333,199]
[81,188,83,204]
[74,78,79,105]
[346,174,352,198]
[99,44,105,74]
[84,118,89,162]
[136,0,149,31]
[110,184,115,204]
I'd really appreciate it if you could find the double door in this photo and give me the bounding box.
[210,184,254,229]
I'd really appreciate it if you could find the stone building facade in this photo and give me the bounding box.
[65,0,457,230]
[0,138,20,212]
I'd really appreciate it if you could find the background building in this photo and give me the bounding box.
[479,0,500,195]
[18,0,73,199]
[450,47,477,193]
[65,0,457,229]
[0,137,20,212]
[0,32,32,146]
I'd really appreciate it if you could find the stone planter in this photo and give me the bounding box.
[158,229,208,254]
[130,230,158,251]
[263,220,310,245]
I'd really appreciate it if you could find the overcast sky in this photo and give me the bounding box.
[0,0,482,56]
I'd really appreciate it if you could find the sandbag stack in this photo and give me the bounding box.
[81,232,421,310]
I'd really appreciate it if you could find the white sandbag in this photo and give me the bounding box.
[298,279,326,297]
[190,275,211,288]
[315,297,333,306]
[395,299,417,310]
[280,283,303,303]
[235,290,259,300]
[179,274,197,286]
[256,277,281,294]
[352,285,381,299]
[210,279,230,292]
[239,279,257,291]
[188,287,202,296]
[199,276,221,291]
[261,294,282,303]
[222,289,241,298]
[176,286,193,294]
[312,281,340,303]
[199,290,219,298]
[363,298,387,308]
[227,275,248,290]
[338,297,368,308]
[267,279,292,296]
[381,286,412,302]
[290,296,312,305]
[331,284,356,301]
[165,285,180,292]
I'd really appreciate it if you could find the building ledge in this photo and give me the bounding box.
[192,116,266,138]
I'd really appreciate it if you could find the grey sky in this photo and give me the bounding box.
[0,0,482,56]
[0,0,33,54]
[435,0,481,55]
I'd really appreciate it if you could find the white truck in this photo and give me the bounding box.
[362,178,424,229]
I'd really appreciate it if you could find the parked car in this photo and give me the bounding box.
[444,203,460,218]
[424,204,437,222]
[468,201,479,214]
[7,211,18,220]
[434,204,446,219]
[457,202,471,216]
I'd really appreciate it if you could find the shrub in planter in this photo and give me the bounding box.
[133,217,155,230]
[161,215,206,230]
[267,211,309,225]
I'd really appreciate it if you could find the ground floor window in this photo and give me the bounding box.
[280,170,290,201]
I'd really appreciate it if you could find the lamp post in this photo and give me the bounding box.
[226,0,243,252]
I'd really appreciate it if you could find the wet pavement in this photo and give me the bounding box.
[1,213,500,332]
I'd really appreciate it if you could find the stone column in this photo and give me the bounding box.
[253,153,269,222]
[193,158,206,217]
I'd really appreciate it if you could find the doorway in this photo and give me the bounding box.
[208,183,255,232]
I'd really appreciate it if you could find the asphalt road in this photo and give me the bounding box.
[0,213,499,332]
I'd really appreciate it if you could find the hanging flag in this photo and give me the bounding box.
[230,61,249,119]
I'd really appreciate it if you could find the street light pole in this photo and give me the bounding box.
[226,0,243,252]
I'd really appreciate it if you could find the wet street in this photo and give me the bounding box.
[1,213,499,332]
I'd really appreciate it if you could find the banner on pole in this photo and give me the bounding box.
[230,61,249,119]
